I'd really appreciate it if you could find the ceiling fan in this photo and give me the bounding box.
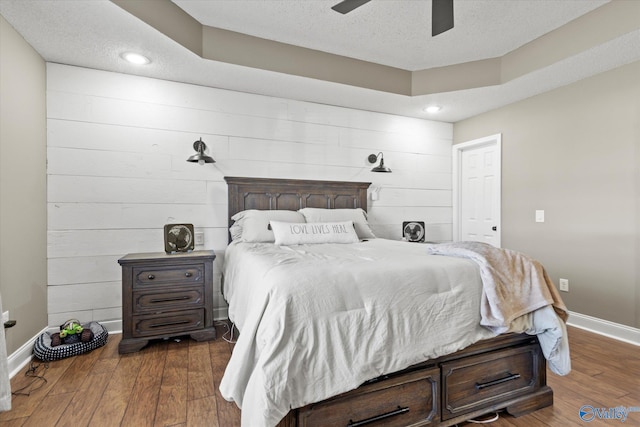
[332,0,454,36]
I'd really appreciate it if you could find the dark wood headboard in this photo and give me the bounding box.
[224,176,371,228]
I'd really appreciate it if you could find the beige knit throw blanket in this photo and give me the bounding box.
[428,241,568,333]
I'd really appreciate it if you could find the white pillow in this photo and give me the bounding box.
[229,223,243,241]
[230,210,306,242]
[270,221,359,245]
[298,208,376,239]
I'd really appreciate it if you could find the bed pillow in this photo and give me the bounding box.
[229,223,244,241]
[230,210,306,242]
[298,208,376,239]
[270,221,359,245]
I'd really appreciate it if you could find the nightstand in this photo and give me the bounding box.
[118,250,217,353]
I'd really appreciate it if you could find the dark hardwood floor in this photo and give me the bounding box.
[1,324,638,426]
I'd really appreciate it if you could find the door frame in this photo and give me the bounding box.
[452,133,502,247]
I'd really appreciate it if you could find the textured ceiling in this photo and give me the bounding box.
[1,0,639,122]
[174,0,605,71]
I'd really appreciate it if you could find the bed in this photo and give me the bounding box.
[219,176,569,427]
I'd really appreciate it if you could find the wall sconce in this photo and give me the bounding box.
[187,138,215,165]
[367,152,391,173]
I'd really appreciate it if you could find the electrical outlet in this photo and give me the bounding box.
[535,210,545,223]
[559,278,569,292]
[2,311,8,324]
[195,232,204,245]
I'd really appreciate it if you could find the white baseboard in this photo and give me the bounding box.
[567,311,640,346]
[7,327,47,379]
[213,307,229,321]
[8,319,122,379]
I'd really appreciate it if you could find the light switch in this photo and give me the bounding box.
[535,210,545,223]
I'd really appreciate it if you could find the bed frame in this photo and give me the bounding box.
[225,176,370,227]
[224,176,553,427]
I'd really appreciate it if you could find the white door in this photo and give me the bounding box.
[453,134,501,247]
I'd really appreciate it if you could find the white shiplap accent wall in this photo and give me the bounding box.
[46,63,453,326]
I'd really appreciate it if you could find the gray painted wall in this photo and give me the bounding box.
[453,61,640,329]
[0,16,48,354]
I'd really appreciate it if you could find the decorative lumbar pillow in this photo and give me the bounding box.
[298,208,376,239]
[231,210,306,242]
[270,220,360,245]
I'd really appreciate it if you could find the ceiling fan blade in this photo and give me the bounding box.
[332,0,371,14]
[432,0,454,36]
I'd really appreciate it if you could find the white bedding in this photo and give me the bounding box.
[219,239,570,427]
[220,239,496,427]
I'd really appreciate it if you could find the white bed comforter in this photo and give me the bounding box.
[219,239,568,427]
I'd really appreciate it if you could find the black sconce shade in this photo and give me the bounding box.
[368,152,391,173]
[187,138,215,165]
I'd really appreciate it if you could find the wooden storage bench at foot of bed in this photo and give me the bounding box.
[277,333,552,427]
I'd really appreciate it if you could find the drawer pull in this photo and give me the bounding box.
[185,272,193,277]
[347,406,409,427]
[147,274,155,280]
[149,319,192,328]
[150,296,191,303]
[476,372,521,390]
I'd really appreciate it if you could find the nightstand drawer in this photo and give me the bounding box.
[133,287,203,313]
[441,343,540,420]
[298,367,439,427]
[133,264,203,287]
[132,309,205,337]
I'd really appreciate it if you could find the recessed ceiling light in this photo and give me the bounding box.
[121,52,151,65]
[424,105,442,113]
